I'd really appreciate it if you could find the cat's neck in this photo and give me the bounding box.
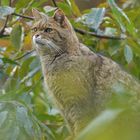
[40,51,66,65]
[39,31,81,65]
[65,31,81,55]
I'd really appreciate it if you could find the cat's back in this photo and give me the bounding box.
[80,44,140,95]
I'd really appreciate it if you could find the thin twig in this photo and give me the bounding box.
[52,0,58,7]
[12,13,34,20]
[14,49,35,61]
[74,28,126,40]
[0,0,12,36]
[9,0,12,6]
[11,0,34,25]
[0,17,9,36]
[26,76,43,94]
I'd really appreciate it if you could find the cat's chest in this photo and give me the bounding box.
[44,56,94,104]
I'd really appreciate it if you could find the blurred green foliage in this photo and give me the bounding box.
[0,0,140,140]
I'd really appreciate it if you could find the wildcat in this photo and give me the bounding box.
[32,8,140,139]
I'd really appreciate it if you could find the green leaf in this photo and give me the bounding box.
[108,0,136,37]
[1,57,19,65]
[31,0,48,9]
[10,126,20,140]
[76,109,122,140]
[0,111,8,127]
[0,47,6,52]
[16,106,34,136]
[69,0,81,16]
[19,56,34,79]
[20,66,40,83]
[57,2,72,15]
[10,25,23,49]
[15,0,32,10]
[104,27,117,36]
[124,45,133,63]
[1,0,9,5]
[43,6,57,13]
[0,101,42,140]
[78,8,105,31]
[66,0,71,7]
[0,6,15,18]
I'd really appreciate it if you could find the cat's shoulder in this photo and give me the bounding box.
[79,43,118,68]
[79,43,94,56]
[79,43,103,63]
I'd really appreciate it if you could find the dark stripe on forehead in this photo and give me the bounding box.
[33,19,48,30]
[57,30,64,40]
[38,21,47,29]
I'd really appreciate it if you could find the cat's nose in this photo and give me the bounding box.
[35,34,40,38]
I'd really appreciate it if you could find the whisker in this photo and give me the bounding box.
[35,39,64,60]
[47,41,64,55]
[52,45,63,54]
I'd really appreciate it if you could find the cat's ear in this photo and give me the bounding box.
[32,8,47,20]
[53,9,66,27]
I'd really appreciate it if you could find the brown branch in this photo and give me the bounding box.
[52,0,58,7]
[14,50,35,61]
[9,0,12,6]
[10,10,126,40]
[50,0,125,40]
[0,0,12,36]
[74,28,126,40]
[2,12,125,40]
[12,13,34,20]
[0,17,9,36]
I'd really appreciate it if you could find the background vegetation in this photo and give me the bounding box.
[0,0,140,140]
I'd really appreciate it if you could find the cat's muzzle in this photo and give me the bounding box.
[33,35,47,46]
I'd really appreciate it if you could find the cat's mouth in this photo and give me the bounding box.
[33,37,65,58]
[35,38,47,46]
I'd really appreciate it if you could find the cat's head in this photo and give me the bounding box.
[32,8,79,57]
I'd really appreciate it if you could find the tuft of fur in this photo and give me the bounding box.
[32,9,140,138]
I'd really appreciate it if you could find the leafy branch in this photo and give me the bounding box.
[74,28,126,40]
[14,49,35,61]
[0,0,126,41]
[0,17,9,36]
[12,13,34,20]
[0,0,12,36]
[51,0,125,40]
[11,11,124,40]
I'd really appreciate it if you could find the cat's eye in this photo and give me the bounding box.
[44,28,53,33]
[32,27,37,32]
